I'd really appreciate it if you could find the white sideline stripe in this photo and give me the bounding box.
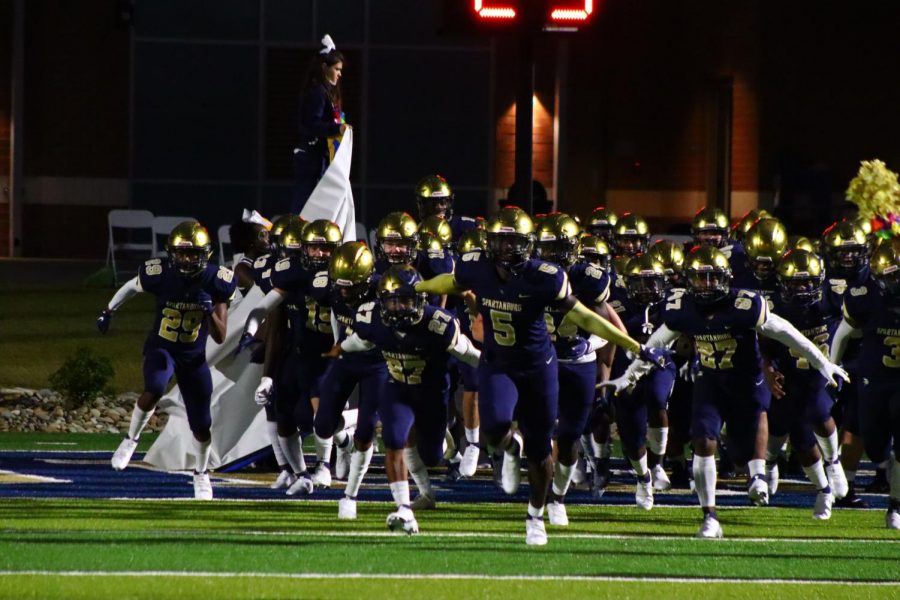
[0,571,896,586]
[0,470,71,484]
[34,442,78,446]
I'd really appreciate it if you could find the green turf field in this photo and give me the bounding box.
[1,498,898,599]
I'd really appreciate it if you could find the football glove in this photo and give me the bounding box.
[638,345,670,368]
[97,309,113,334]
[197,291,214,315]
[254,376,274,406]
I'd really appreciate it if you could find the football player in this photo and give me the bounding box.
[415,207,665,545]
[586,206,618,244]
[98,221,236,499]
[334,265,480,534]
[414,174,479,241]
[691,207,731,249]
[831,240,900,529]
[612,213,651,260]
[605,246,848,538]
[722,208,770,282]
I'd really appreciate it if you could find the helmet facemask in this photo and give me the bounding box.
[169,247,209,277]
[416,196,452,221]
[333,280,371,308]
[379,290,426,328]
[778,275,823,307]
[695,228,728,248]
[876,267,900,296]
[826,244,868,276]
[588,224,614,242]
[749,257,777,282]
[535,239,578,268]
[378,237,418,265]
[626,273,667,306]
[487,232,533,272]
[687,269,731,305]
[302,240,338,271]
[614,234,648,257]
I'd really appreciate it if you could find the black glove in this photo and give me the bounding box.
[97,309,113,334]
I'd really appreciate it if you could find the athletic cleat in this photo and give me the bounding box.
[636,479,654,511]
[335,441,353,481]
[886,509,900,530]
[338,496,357,520]
[696,514,724,539]
[547,501,569,526]
[813,490,834,520]
[525,517,548,545]
[501,432,523,495]
[270,470,296,490]
[651,464,671,492]
[311,462,332,488]
[111,437,139,471]
[444,460,462,483]
[825,460,848,500]
[286,474,314,496]
[386,509,419,535]
[766,462,780,496]
[591,457,610,499]
[459,444,480,477]
[748,476,769,506]
[193,471,213,500]
[835,488,868,509]
[410,493,436,511]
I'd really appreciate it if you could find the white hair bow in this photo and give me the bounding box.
[242,208,273,231]
[319,34,336,55]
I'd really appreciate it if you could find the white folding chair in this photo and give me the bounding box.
[152,216,198,257]
[107,209,154,285]
[217,224,233,266]
[354,221,367,244]
[650,233,693,246]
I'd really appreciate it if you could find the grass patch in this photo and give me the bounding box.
[0,432,157,452]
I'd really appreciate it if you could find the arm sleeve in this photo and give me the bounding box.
[564,300,642,354]
[416,273,466,296]
[645,324,681,348]
[757,312,830,370]
[340,332,376,353]
[243,289,285,338]
[107,276,143,311]
[830,318,862,364]
[448,332,481,368]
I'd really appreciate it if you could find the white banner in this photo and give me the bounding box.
[300,128,357,242]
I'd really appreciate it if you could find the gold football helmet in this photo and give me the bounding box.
[691,207,730,248]
[788,235,816,254]
[744,218,788,281]
[456,229,486,254]
[166,221,212,276]
[587,206,618,242]
[270,214,304,257]
[822,220,868,276]
[648,239,686,285]
[870,239,900,295]
[578,235,612,271]
[415,174,454,220]
[328,241,374,307]
[377,264,427,328]
[296,219,342,270]
[684,245,732,305]
[623,253,668,306]
[732,209,771,243]
[376,211,419,265]
[612,213,650,257]
[534,213,581,267]
[418,215,453,250]
[776,249,825,306]
[485,206,534,271]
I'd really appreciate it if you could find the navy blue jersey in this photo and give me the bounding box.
[251,254,278,294]
[545,263,610,362]
[449,215,479,242]
[455,252,569,369]
[663,288,767,375]
[353,302,459,386]
[139,259,236,356]
[823,265,870,372]
[842,281,900,382]
[330,282,383,365]
[768,294,831,381]
[268,256,333,355]
[416,247,454,306]
[608,285,669,378]
[721,241,752,284]
[732,269,777,311]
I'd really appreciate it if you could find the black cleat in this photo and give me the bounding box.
[444,460,462,483]
[591,457,610,499]
[834,489,868,509]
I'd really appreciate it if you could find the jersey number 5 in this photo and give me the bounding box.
[490,309,516,346]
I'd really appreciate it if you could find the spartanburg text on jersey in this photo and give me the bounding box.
[454,252,570,369]
[353,302,459,386]
[139,259,236,356]
[842,279,900,382]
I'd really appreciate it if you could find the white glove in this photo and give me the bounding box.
[678,361,694,382]
[816,361,850,389]
[255,376,274,406]
[596,371,637,397]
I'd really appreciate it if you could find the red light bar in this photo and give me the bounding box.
[550,1,593,22]
[474,1,517,20]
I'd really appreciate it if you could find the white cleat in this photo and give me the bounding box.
[410,493,436,511]
[651,464,671,492]
[311,463,332,488]
[696,514,724,539]
[286,474,314,496]
[270,470,296,490]
[459,444,480,477]
[335,440,353,481]
[386,508,419,535]
[813,490,834,520]
[547,501,569,526]
[111,437,138,471]
[636,479,654,511]
[338,496,357,520]
[886,509,900,530]
[501,432,523,495]
[766,463,780,496]
[525,517,548,545]
[193,471,213,500]
[749,477,769,506]
[825,460,848,500]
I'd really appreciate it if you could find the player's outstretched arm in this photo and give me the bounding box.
[97,276,144,333]
[447,332,481,367]
[564,300,642,354]
[829,317,862,365]
[241,288,285,340]
[415,273,466,297]
[340,332,376,353]
[598,324,681,395]
[757,312,850,387]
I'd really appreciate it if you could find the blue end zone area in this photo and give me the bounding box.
[0,450,891,509]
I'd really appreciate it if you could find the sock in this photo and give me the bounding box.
[127,406,154,440]
[891,458,900,502]
[765,434,788,463]
[552,462,574,497]
[647,427,669,457]
[404,447,433,497]
[693,455,717,508]
[267,421,287,467]
[630,453,650,480]
[465,427,480,446]
[389,480,411,509]
[845,469,857,484]
[527,503,544,519]
[748,458,766,479]
[345,445,374,498]
[814,431,840,464]
[334,429,349,448]
[449,451,462,464]
[314,434,333,467]
[193,438,212,473]
[802,459,830,491]
[279,433,307,475]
